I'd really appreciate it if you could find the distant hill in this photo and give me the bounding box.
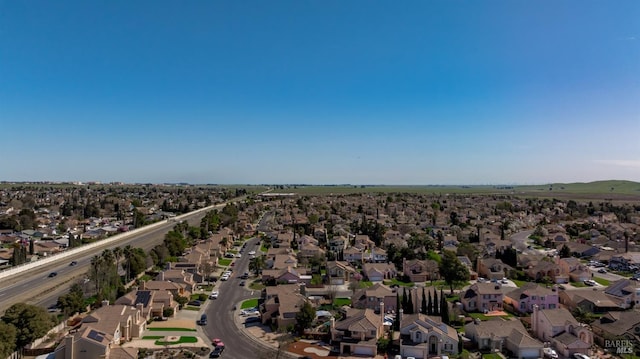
[266,180,640,198]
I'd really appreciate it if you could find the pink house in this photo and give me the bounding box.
[504,283,559,314]
[461,283,504,313]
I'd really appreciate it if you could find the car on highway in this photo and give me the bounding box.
[48,272,58,278]
[209,346,224,358]
[209,290,219,299]
[69,261,78,266]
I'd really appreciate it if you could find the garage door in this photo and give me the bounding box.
[353,346,375,356]
[521,348,541,359]
[402,347,424,359]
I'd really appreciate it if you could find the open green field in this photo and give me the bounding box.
[264,180,640,198]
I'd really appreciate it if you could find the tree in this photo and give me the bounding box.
[295,301,316,335]
[1,303,55,349]
[440,289,450,325]
[406,291,414,314]
[559,244,571,258]
[394,293,401,331]
[427,290,433,315]
[433,289,439,315]
[402,288,408,312]
[421,288,427,315]
[439,251,470,294]
[201,262,215,285]
[0,322,17,359]
[249,255,265,276]
[57,283,85,316]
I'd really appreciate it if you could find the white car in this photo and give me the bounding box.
[543,347,558,359]
[248,250,256,255]
[220,275,230,281]
[209,291,219,299]
[235,253,242,258]
[573,354,590,359]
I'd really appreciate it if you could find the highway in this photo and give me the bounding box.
[201,236,269,359]
[0,205,218,313]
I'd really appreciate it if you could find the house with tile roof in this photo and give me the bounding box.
[558,288,620,313]
[591,310,640,350]
[531,305,592,358]
[402,258,439,282]
[260,284,308,330]
[327,260,357,285]
[362,262,396,282]
[461,282,507,313]
[399,313,459,359]
[476,258,512,281]
[503,283,559,313]
[464,318,533,355]
[604,279,640,309]
[351,283,397,313]
[330,307,384,357]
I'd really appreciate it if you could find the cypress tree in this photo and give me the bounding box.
[427,290,433,315]
[421,287,427,315]
[407,291,414,314]
[433,289,439,315]
[441,289,450,324]
[394,293,400,331]
[402,287,408,312]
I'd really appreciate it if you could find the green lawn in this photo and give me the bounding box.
[482,354,502,359]
[446,295,460,302]
[511,279,528,287]
[147,327,197,332]
[249,281,265,290]
[571,281,587,288]
[184,306,201,311]
[218,258,232,266]
[333,298,352,307]
[359,281,374,288]
[155,336,198,345]
[260,244,269,252]
[594,277,611,286]
[429,280,469,290]
[241,298,258,309]
[468,312,512,321]
[383,278,415,287]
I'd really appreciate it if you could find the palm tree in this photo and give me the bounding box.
[123,245,133,283]
[113,246,123,272]
[90,255,103,295]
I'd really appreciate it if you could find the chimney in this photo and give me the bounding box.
[398,308,403,326]
[101,300,109,307]
[159,272,164,281]
[330,316,335,329]
[299,283,306,296]
[531,304,539,334]
[136,302,144,313]
[380,302,385,322]
[64,335,74,359]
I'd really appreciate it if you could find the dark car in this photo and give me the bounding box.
[48,272,58,278]
[188,300,202,307]
[69,261,78,266]
[198,314,207,325]
[245,316,260,324]
[239,281,246,286]
[209,346,224,358]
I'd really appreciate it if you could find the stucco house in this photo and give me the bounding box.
[476,258,512,281]
[362,262,397,282]
[503,283,559,313]
[399,313,459,359]
[461,282,505,313]
[351,283,397,312]
[531,305,592,358]
[330,307,384,357]
[403,258,439,282]
[464,318,542,359]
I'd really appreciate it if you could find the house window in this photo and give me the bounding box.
[520,302,525,309]
[549,304,556,309]
[371,330,376,336]
[540,296,545,301]
[532,296,537,300]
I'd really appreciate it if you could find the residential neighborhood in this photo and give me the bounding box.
[0,184,640,359]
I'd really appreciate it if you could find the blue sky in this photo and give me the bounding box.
[1,1,638,185]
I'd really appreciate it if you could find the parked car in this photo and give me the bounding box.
[584,280,597,286]
[248,250,256,255]
[188,300,203,307]
[235,253,242,258]
[240,272,249,279]
[209,290,219,299]
[198,314,207,325]
[543,347,559,359]
[225,252,235,258]
[209,346,224,358]
[598,268,607,274]
[244,316,260,324]
[239,281,246,286]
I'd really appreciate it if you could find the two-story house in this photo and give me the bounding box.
[461,283,506,313]
[504,283,559,314]
[330,307,384,357]
[351,283,396,313]
[604,279,640,309]
[531,305,593,358]
[591,311,640,350]
[329,236,349,252]
[362,262,397,282]
[115,289,178,319]
[327,261,358,285]
[261,284,308,330]
[399,313,459,359]
[403,258,439,282]
[476,258,513,281]
[557,257,590,282]
[464,318,542,359]
[363,247,388,263]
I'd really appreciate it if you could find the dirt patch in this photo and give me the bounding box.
[147,320,195,329]
[286,341,338,359]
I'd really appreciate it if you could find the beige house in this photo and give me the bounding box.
[461,282,505,313]
[402,258,439,282]
[261,284,307,330]
[331,307,384,357]
[531,305,592,358]
[399,313,459,359]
